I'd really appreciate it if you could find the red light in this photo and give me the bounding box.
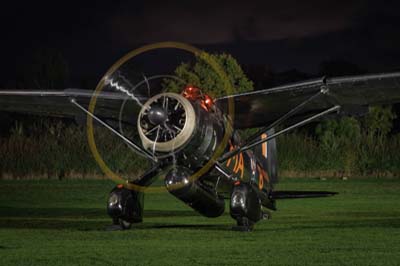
[182,85,201,101]
[203,94,214,110]
[182,86,214,111]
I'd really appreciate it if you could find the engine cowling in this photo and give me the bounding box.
[138,92,225,168]
[138,92,196,153]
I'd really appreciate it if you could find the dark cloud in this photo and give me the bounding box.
[108,0,365,44]
[2,0,400,85]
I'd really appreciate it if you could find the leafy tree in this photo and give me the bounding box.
[315,116,361,175]
[359,106,397,173]
[163,53,253,98]
[315,106,396,176]
[364,105,396,137]
[315,117,361,152]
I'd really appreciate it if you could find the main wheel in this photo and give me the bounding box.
[119,218,132,230]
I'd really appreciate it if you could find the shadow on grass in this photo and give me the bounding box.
[0,206,230,231]
[258,217,400,232]
[0,207,197,218]
[1,207,399,232]
[135,223,231,231]
[1,215,399,232]
[0,218,231,231]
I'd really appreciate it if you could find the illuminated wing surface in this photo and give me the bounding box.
[0,89,145,124]
[216,72,400,129]
[1,72,400,129]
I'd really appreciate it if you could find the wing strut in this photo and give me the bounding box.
[70,98,157,163]
[246,89,326,143]
[218,105,341,163]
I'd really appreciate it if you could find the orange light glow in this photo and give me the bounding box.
[199,94,214,111]
[182,86,214,112]
[182,85,201,100]
[203,94,214,110]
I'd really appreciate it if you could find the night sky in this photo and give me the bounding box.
[2,0,400,88]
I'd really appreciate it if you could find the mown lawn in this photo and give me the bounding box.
[0,178,399,266]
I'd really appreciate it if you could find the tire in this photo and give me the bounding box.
[119,219,132,230]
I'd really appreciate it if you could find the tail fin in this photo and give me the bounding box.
[253,128,278,185]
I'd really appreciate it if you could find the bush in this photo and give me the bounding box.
[0,118,148,180]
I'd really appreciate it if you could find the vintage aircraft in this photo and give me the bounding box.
[1,46,400,231]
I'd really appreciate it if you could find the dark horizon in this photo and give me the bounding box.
[2,1,400,88]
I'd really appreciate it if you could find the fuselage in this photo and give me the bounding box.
[137,91,276,216]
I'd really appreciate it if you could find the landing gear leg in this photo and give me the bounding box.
[105,163,163,231]
[230,182,262,232]
[105,185,144,231]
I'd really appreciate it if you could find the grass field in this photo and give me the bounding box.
[0,178,399,266]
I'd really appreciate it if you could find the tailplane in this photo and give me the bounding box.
[270,190,338,200]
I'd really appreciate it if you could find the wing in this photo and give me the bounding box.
[0,88,146,124]
[216,72,400,129]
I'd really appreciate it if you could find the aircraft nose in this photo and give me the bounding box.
[148,105,168,125]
